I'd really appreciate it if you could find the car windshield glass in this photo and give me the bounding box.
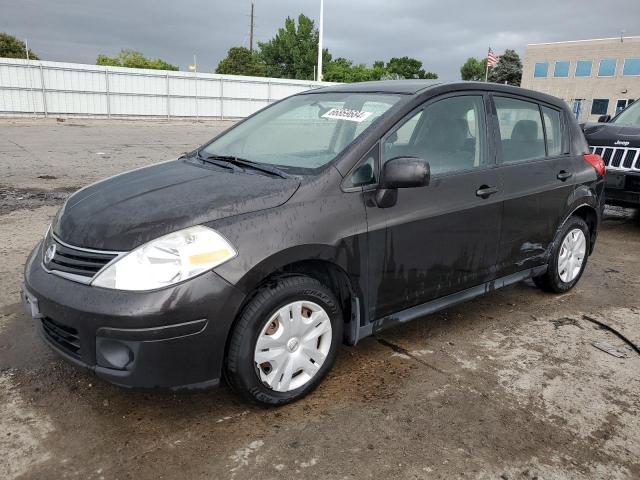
[200,92,402,173]
[612,101,640,126]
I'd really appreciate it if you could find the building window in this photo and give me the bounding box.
[623,58,640,76]
[591,99,609,115]
[534,62,548,78]
[598,58,617,77]
[575,60,592,77]
[616,99,634,113]
[554,61,570,77]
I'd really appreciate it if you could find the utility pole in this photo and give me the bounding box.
[249,1,255,52]
[317,0,324,82]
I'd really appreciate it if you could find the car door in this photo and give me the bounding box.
[490,95,575,275]
[362,93,502,320]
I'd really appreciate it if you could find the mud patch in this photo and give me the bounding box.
[0,185,76,214]
[479,310,640,444]
[0,371,54,479]
[229,439,264,476]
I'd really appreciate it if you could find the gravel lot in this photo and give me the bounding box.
[1,118,639,480]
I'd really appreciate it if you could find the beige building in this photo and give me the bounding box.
[521,36,640,122]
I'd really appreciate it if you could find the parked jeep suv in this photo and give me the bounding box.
[22,81,606,405]
[583,99,640,208]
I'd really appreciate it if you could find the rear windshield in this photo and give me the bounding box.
[201,92,402,173]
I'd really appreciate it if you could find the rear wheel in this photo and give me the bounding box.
[225,275,342,405]
[533,216,590,293]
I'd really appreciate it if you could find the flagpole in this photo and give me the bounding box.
[317,0,324,82]
[485,47,490,82]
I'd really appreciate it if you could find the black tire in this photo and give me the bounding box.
[533,216,590,293]
[225,275,343,406]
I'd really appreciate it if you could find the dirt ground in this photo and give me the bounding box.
[1,118,639,480]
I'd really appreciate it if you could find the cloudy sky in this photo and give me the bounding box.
[2,0,640,80]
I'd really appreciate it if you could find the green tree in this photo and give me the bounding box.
[324,56,439,83]
[385,56,438,79]
[95,54,120,67]
[460,57,489,81]
[96,49,178,71]
[0,32,39,59]
[370,60,387,80]
[491,49,522,86]
[216,14,439,82]
[257,14,331,80]
[215,47,265,76]
[324,58,374,83]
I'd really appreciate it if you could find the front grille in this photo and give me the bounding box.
[42,317,81,357]
[43,234,119,283]
[590,146,640,172]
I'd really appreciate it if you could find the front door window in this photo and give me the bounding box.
[383,96,487,175]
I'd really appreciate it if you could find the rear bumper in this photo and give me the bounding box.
[22,241,246,391]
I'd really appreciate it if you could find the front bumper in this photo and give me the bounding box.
[605,171,640,208]
[22,241,246,390]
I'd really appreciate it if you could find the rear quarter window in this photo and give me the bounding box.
[541,106,562,156]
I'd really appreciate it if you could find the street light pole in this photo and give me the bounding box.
[317,0,324,82]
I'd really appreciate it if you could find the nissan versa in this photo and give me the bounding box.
[22,81,606,405]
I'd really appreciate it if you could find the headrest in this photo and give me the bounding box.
[427,117,468,149]
[511,120,538,142]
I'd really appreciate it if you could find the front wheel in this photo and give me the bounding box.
[225,275,342,406]
[533,216,590,293]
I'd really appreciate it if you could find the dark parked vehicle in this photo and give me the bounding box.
[22,81,606,405]
[583,100,640,208]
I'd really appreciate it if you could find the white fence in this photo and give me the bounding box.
[0,58,334,119]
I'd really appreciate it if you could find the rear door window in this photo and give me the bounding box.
[494,97,546,163]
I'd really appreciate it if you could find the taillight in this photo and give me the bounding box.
[583,153,606,177]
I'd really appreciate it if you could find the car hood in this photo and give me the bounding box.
[583,123,640,148]
[53,159,300,251]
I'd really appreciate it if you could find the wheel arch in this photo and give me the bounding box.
[561,203,599,254]
[226,249,365,350]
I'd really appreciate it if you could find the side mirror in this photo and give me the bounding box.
[598,114,611,123]
[381,157,430,189]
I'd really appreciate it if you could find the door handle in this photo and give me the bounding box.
[557,170,573,181]
[476,185,499,199]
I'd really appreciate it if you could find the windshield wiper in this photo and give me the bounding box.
[193,154,241,173]
[200,153,290,179]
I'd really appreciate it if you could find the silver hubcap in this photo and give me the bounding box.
[254,301,332,392]
[558,228,586,283]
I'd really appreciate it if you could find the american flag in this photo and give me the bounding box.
[487,48,500,67]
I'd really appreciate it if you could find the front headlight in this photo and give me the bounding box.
[92,226,237,291]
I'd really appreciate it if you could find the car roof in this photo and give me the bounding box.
[305,80,442,95]
[304,80,566,108]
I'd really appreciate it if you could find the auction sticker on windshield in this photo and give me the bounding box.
[322,108,373,122]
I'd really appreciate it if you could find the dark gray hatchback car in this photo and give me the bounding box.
[23,81,606,405]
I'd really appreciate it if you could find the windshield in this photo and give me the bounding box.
[612,100,640,126]
[201,92,402,173]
